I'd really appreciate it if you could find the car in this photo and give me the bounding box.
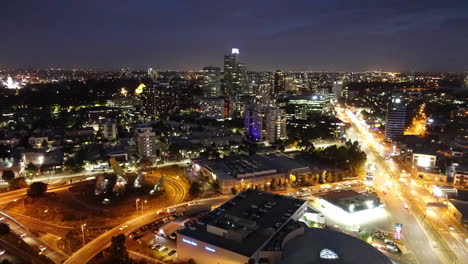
[0,217,4,221]
[168,249,177,256]
[187,202,197,207]
[448,225,455,231]
[39,246,46,252]
[156,210,165,214]
[119,225,128,231]
[20,233,27,238]
[161,247,169,253]
[0,250,5,256]
[166,208,176,214]
[402,202,408,209]
[133,235,142,241]
[158,246,167,252]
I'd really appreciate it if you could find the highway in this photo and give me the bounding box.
[63,192,230,264]
[0,211,68,263]
[338,106,466,264]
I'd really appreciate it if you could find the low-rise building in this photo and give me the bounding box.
[177,190,392,264]
[192,154,310,194]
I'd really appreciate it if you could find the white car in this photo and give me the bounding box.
[448,225,455,231]
[187,202,197,207]
[119,225,128,231]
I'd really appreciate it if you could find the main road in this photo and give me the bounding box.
[339,106,465,264]
[63,177,194,264]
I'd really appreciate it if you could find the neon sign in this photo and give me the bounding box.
[205,246,216,252]
[182,238,198,246]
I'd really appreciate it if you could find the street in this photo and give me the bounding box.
[339,106,467,264]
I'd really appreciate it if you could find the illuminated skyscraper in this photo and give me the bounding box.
[224,48,247,96]
[202,66,221,97]
[332,80,343,100]
[385,93,406,142]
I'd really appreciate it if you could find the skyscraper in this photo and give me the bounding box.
[273,70,285,95]
[224,48,247,96]
[385,93,406,142]
[202,66,221,97]
[332,80,343,101]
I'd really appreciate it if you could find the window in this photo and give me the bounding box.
[320,248,339,260]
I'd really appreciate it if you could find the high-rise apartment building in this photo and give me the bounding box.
[244,105,286,143]
[244,105,263,142]
[200,97,230,120]
[264,107,287,143]
[136,127,157,157]
[385,93,406,142]
[202,66,221,97]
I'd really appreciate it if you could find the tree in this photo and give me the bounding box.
[2,170,15,182]
[9,177,27,190]
[231,187,238,195]
[270,178,278,190]
[189,182,202,197]
[0,223,10,235]
[41,139,49,150]
[24,162,37,177]
[27,182,48,197]
[138,157,153,169]
[108,234,128,263]
[64,158,84,173]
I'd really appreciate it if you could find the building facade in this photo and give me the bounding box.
[136,127,157,157]
[203,66,222,97]
[385,93,406,142]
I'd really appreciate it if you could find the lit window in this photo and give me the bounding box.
[320,248,339,260]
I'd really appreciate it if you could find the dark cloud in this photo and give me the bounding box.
[1,0,468,71]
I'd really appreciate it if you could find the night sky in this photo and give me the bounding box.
[2,0,468,72]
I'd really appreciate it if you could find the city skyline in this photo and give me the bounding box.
[2,1,468,72]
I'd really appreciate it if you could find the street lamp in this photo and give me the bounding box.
[143,200,147,214]
[81,224,86,247]
[135,199,140,216]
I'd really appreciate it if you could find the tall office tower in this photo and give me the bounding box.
[136,127,157,157]
[332,80,343,101]
[273,70,285,95]
[142,81,179,119]
[244,104,263,142]
[224,48,247,96]
[385,93,406,142]
[148,68,159,82]
[202,66,221,97]
[264,107,287,143]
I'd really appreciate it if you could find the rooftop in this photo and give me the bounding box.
[177,189,307,257]
[194,153,309,180]
[281,228,393,264]
[319,190,381,213]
